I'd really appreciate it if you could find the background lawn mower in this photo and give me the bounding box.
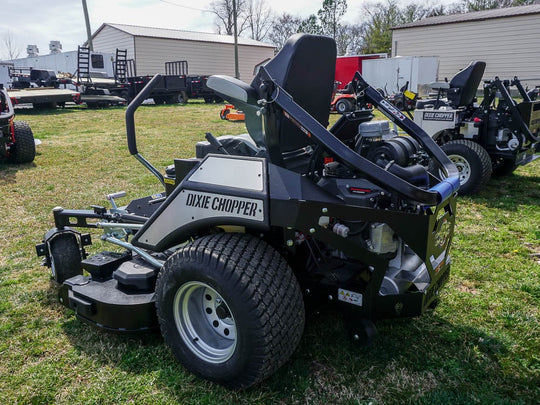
[0,85,36,164]
[37,34,459,390]
[414,61,540,195]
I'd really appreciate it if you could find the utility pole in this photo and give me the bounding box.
[232,0,239,79]
[82,0,93,51]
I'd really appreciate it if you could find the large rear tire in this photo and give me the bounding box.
[156,233,305,389]
[440,139,492,195]
[8,121,36,164]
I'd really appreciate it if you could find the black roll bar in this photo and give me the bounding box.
[125,74,165,186]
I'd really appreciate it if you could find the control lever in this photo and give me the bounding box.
[205,132,230,155]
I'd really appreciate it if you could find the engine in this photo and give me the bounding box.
[308,121,434,298]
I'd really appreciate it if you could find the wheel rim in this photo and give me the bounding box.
[173,281,236,364]
[447,154,471,185]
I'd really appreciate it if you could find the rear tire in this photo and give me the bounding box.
[336,99,353,114]
[8,121,36,163]
[440,139,492,195]
[156,233,305,389]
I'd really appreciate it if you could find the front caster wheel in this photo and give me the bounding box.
[156,233,305,389]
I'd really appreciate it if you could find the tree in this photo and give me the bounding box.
[460,0,536,11]
[335,24,364,55]
[245,0,273,41]
[269,13,302,50]
[298,14,323,35]
[210,0,249,36]
[360,1,402,54]
[317,0,348,39]
[2,31,21,60]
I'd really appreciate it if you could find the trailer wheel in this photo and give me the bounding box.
[336,99,353,114]
[48,231,84,283]
[440,139,492,195]
[156,233,305,389]
[8,121,36,164]
[177,91,188,104]
[492,158,518,177]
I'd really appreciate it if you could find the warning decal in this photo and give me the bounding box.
[338,288,363,307]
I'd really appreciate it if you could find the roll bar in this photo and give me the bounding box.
[125,74,164,186]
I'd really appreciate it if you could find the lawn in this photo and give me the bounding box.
[0,102,538,404]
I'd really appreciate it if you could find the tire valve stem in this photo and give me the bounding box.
[193,337,199,342]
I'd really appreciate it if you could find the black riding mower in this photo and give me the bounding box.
[36,34,459,389]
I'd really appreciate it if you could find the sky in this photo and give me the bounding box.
[1,0,452,59]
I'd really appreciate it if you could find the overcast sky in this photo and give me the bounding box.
[1,0,453,59]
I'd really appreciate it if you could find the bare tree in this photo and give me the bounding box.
[245,0,273,41]
[335,23,364,56]
[268,13,302,50]
[210,0,249,36]
[2,31,21,60]
[318,0,348,39]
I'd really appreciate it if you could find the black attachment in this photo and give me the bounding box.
[81,251,131,280]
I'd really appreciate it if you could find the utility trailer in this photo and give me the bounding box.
[186,75,222,103]
[8,87,81,109]
[124,60,188,104]
[2,65,81,109]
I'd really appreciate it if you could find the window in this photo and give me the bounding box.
[91,54,104,69]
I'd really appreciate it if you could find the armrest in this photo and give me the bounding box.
[207,75,259,105]
[429,82,450,90]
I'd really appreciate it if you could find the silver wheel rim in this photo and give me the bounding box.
[447,154,471,185]
[173,281,236,364]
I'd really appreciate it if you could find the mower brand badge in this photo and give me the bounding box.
[338,288,363,307]
[380,99,406,121]
[423,111,455,122]
[183,190,264,221]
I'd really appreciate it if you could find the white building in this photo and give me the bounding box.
[90,23,275,81]
[392,5,540,85]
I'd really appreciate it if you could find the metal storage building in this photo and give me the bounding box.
[391,5,540,85]
[90,23,275,81]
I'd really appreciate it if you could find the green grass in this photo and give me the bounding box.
[0,102,538,404]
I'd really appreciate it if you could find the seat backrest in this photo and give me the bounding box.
[250,34,337,154]
[447,61,486,107]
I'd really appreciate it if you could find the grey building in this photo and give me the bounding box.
[90,23,275,81]
[392,5,540,85]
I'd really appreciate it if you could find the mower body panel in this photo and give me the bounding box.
[132,154,269,251]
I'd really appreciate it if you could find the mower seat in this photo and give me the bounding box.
[208,34,336,172]
[416,61,486,110]
[249,34,336,171]
[447,61,486,107]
